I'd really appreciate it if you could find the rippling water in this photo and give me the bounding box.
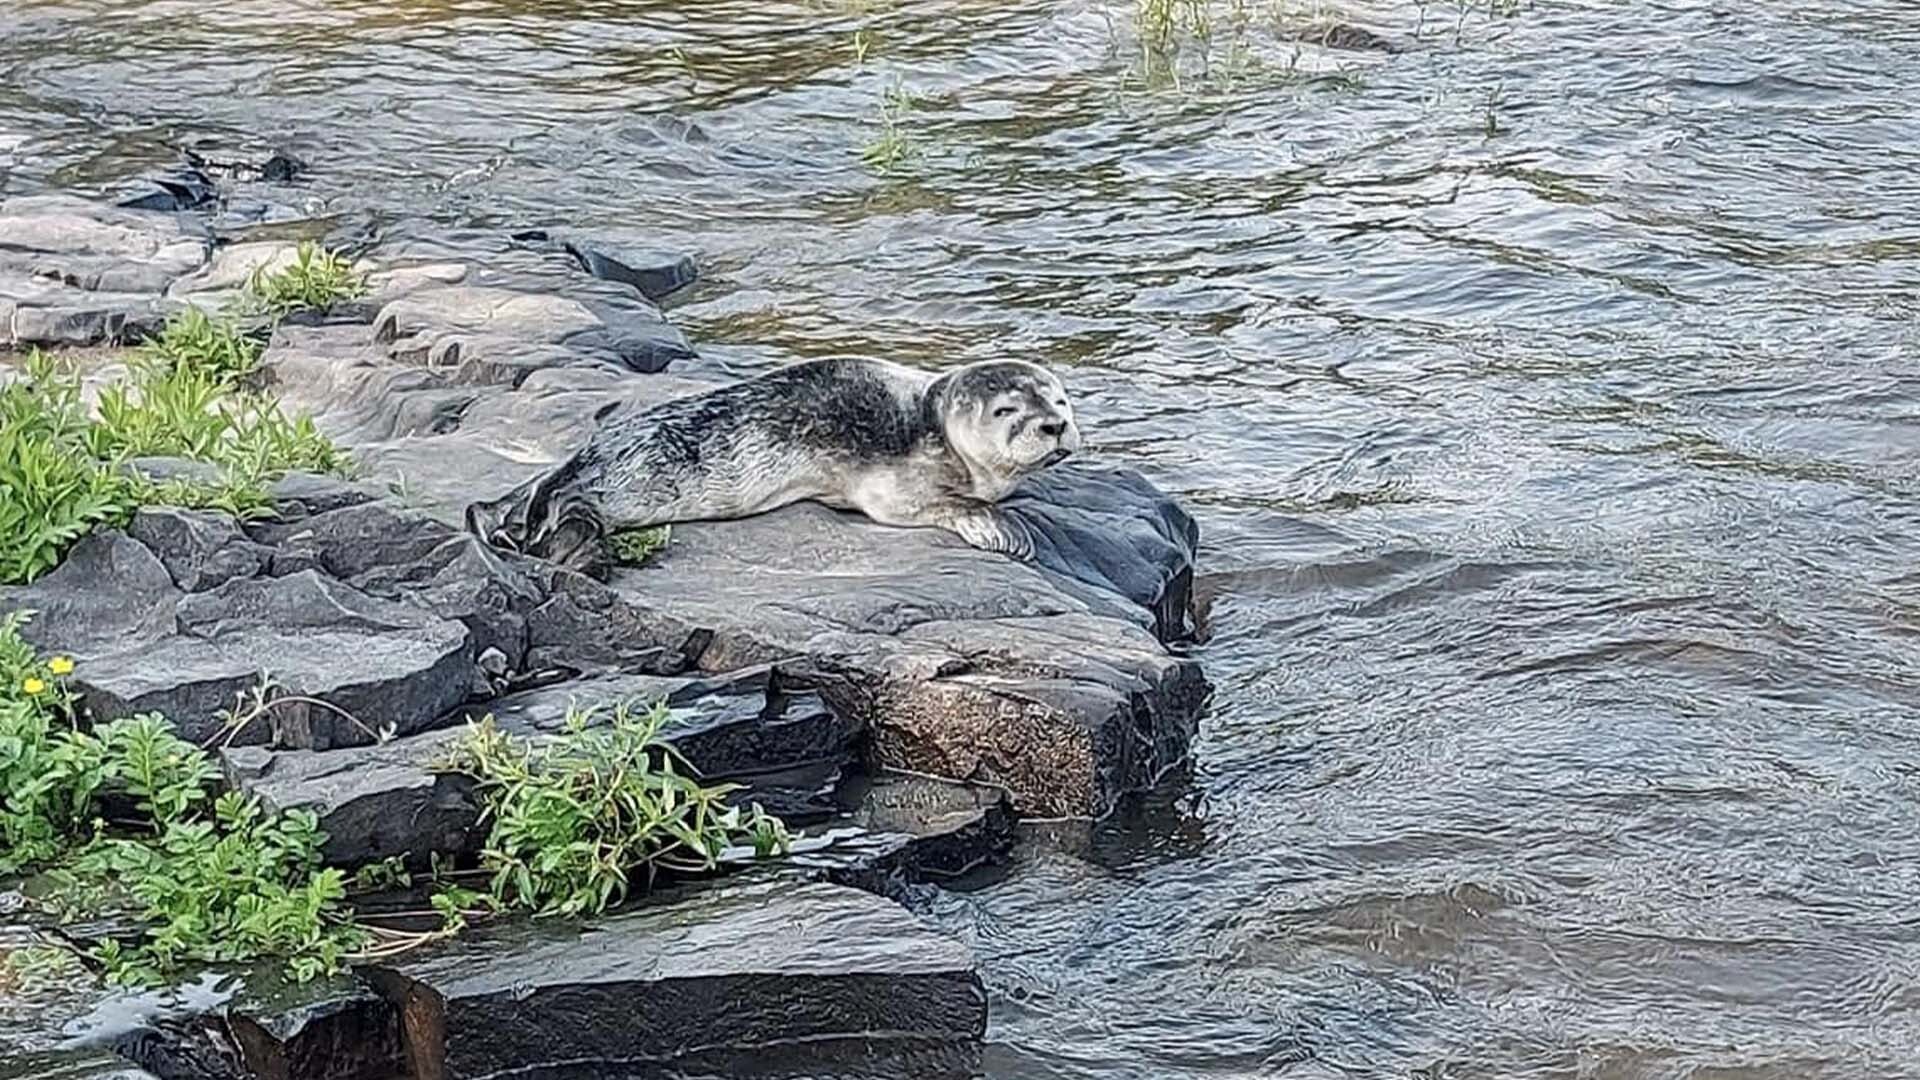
[7,1,1920,1076]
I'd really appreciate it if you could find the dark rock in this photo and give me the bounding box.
[221,730,479,867]
[161,571,473,746]
[0,532,180,658]
[0,1051,158,1080]
[114,166,219,213]
[561,238,699,303]
[252,501,543,667]
[806,613,1209,818]
[126,507,270,592]
[102,972,402,1080]
[1005,460,1200,643]
[264,472,380,520]
[788,772,1016,901]
[5,551,472,746]
[223,667,858,867]
[357,881,985,1080]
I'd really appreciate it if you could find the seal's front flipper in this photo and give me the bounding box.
[941,505,1036,561]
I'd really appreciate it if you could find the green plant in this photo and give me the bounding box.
[137,306,262,382]
[608,524,671,565]
[0,351,346,585]
[861,82,918,175]
[70,792,360,986]
[244,241,365,317]
[0,617,363,987]
[0,358,139,584]
[437,701,789,919]
[1,943,88,996]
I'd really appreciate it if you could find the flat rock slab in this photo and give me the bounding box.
[0,532,474,747]
[222,666,859,866]
[0,194,208,348]
[360,880,985,1080]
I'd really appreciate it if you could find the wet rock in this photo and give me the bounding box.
[223,728,478,867]
[560,237,699,303]
[221,667,857,866]
[790,773,1016,900]
[1005,460,1200,642]
[102,972,403,1080]
[806,613,1209,818]
[358,881,985,1080]
[114,165,219,213]
[0,1051,157,1080]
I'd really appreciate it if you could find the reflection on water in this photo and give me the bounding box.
[6,0,1920,1075]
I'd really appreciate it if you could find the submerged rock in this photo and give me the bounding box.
[358,880,985,1080]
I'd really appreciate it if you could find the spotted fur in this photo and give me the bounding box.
[465,357,1081,572]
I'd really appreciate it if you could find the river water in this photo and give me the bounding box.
[5,1,1920,1076]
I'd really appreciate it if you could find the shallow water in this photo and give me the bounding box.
[6,0,1920,1075]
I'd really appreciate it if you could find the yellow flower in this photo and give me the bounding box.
[21,677,47,696]
[47,656,74,676]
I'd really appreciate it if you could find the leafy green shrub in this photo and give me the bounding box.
[0,615,364,986]
[245,241,365,317]
[0,363,138,584]
[608,524,671,565]
[439,701,789,918]
[0,351,346,585]
[137,306,262,382]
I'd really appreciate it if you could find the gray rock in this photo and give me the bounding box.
[264,471,380,520]
[0,194,207,348]
[222,730,479,867]
[805,613,1209,818]
[125,507,270,592]
[4,546,474,746]
[789,772,1016,902]
[0,1052,157,1080]
[357,881,985,1080]
[559,237,699,302]
[0,532,180,657]
[102,971,403,1080]
[370,284,689,375]
[1005,460,1200,642]
[221,667,857,866]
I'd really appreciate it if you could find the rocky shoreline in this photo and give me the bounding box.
[0,160,1208,1080]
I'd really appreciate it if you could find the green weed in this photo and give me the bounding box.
[608,525,671,565]
[138,307,262,382]
[437,701,789,919]
[243,241,365,318]
[0,350,346,585]
[861,82,918,175]
[0,618,363,987]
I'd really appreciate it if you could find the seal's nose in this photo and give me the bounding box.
[1039,420,1066,437]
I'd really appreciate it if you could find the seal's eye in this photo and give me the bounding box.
[993,405,1018,419]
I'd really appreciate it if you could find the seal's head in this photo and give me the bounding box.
[932,359,1082,499]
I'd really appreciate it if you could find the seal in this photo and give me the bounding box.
[464,356,1082,572]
